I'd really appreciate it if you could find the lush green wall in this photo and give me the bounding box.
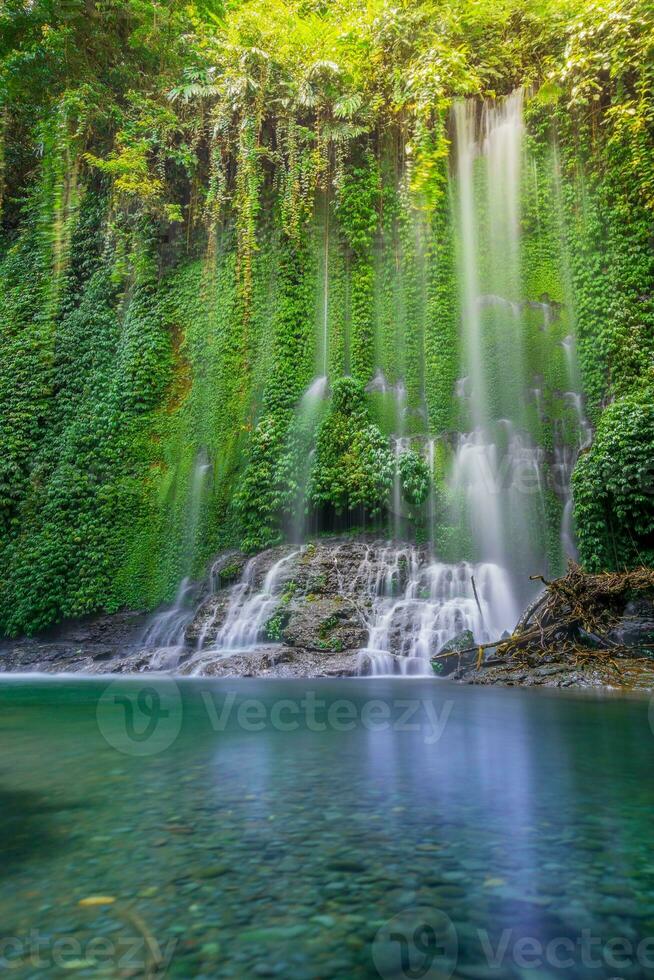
[0,0,652,633]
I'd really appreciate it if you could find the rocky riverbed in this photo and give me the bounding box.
[0,540,387,677]
[453,651,654,690]
[1,538,652,688]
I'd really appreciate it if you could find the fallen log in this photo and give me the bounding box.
[431,563,654,674]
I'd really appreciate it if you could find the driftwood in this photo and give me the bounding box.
[432,563,654,676]
[470,574,485,627]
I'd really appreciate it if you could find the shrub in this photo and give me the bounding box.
[573,387,654,572]
[309,378,394,517]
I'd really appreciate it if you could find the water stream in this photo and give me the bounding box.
[140,577,195,659]
[2,676,653,979]
[139,450,211,662]
[354,547,518,676]
[448,89,590,608]
[289,376,329,544]
[141,90,592,676]
[206,550,300,653]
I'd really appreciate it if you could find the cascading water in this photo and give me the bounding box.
[553,392,593,561]
[447,89,582,609]
[425,437,437,552]
[136,91,595,679]
[320,188,330,378]
[200,550,299,654]
[390,436,411,542]
[343,545,518,676]
[139,577,197,668]
[139,450,211,662]
[288,375,329,543]
[147,540,522,678]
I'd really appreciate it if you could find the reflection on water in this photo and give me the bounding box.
[0,677,653,978]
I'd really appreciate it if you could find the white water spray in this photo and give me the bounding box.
[450,91,552,601]
[202,550,300,653]
[351,545,518,676]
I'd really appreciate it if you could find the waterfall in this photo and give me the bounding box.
[390,436,410,542]
[188,449,211,550]
[448,90,554,604]
[553,392,593,561]
[455,99,486,430]
[425,437,436,553]
[560,334,575,379]
[140,576,196,663]
[137,91,593,678]
[200,550,299,653]
[351,546,518,676]
[321,190,330,377]
[288,375,329,543]
[145,541,521,677]
[139,450,211,659]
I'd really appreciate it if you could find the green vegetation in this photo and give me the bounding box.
[573,387,654,572]
[309,378,394,518]
[399,451,431,508]
[0,0,652,633]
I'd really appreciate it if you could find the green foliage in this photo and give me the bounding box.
[235,232,316,552]
[0,192,178,634]
[422,127,459,434]
[310,378,394,516]
[399,450,431,507]
[336,158,380,382]
[235,411,293,553]
[264,607,290,641]
[0,0,653,633]
[573,388,654,572]
[556,0,654,211]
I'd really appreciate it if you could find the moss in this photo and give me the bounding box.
[573,387,654,572]
[1,35,653,635]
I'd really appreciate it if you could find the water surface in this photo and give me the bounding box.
[0,677,653,978]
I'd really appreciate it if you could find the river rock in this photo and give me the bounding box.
[605,597,654,651]
[3,537,654,687]
[432,629,475,676]
[184,590,234,646]
[177,646,361,678]
[282,596,368,652]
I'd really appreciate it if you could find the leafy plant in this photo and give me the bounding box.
[573,387,654,572]
[399,450,431,507]
[309,378,395,517]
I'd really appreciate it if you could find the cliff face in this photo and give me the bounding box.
[2,540,653,685]
[0,538,517,677]
[1,0,652,638]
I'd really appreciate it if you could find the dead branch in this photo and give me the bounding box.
[432,563,654,675]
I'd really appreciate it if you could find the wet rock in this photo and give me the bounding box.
[326,859,366,873]
[4,536,652,687]
[183,591,233,646]
[432,629,475,676]
[454,586,654,690]
[195,864,229,879]
[605,597,654,651]
[282,596,368,653]
[455,655,654,690]
[177,646,361,679]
